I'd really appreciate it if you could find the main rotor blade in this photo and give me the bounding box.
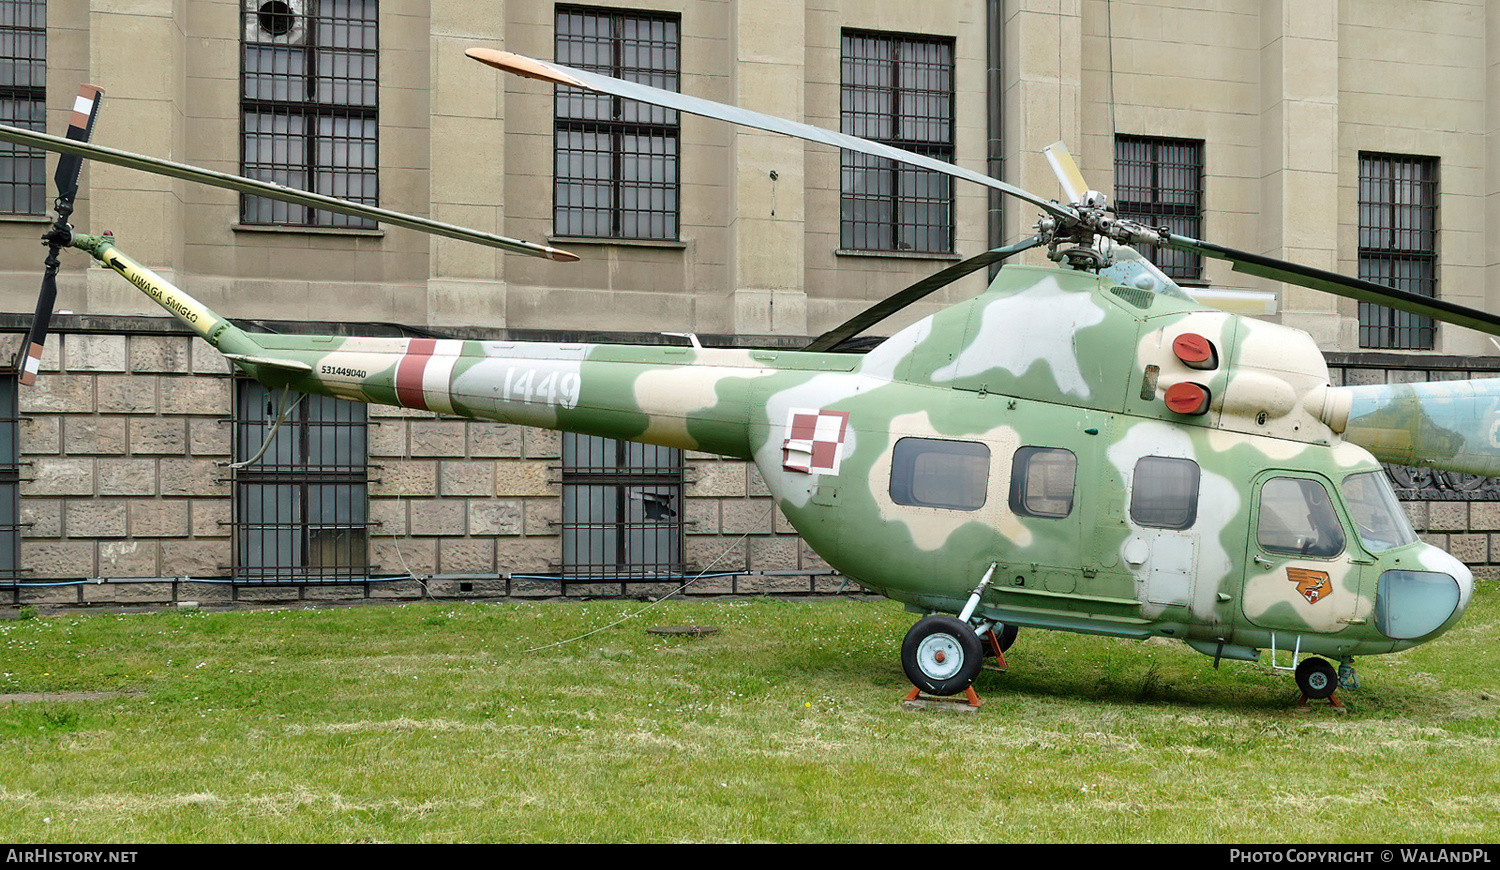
[802,236,1045,352]
[1163,234,1500,337]
[1042,141,1089,205]
[467,48,1078,224]
[0,123,579,263]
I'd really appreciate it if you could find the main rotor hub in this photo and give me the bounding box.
[1037,200,1166,272]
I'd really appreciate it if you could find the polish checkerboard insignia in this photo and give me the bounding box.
[1286,566,1332,605]
[782,408,850,475]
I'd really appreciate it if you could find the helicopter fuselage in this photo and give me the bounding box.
[80,236,1474,668]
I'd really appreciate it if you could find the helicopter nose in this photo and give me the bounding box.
[1372,547,1474,641]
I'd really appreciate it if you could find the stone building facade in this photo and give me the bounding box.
[1,0,1499,604]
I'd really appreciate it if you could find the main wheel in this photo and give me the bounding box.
[901,614,984,696]
[982,623,1019,656]
[1295,657,1339,700]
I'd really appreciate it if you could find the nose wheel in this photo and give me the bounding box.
[1294,656,1347,711]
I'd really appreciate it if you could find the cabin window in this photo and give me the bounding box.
[1129,456,1200,530]
[1341,471,1418,553]
[561,434,683,579]
[554,6,680,241]
[232,380,370,580]
[1358,152,1438,350]
[1114,135,1204,280]
[1257,477,1346,559]
[0,0,45,216]
[840,30,955,254]
[890,438,989,511]
[1009,447,1076,518]
[240,0,379,227]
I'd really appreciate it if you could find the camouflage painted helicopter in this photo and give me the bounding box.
[3,51,1498,704]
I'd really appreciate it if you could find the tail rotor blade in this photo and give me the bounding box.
[18,268,57,386]
[53,85,103,205]
[14,85,104,384]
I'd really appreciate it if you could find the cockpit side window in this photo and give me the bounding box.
[1129,456,1200,530]
[1341,470,1418,552]
[1257,476,1346,558]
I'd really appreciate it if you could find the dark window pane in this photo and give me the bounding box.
[1129,456,1200,530]
[1257,477,1345,559]
[889,438,989,511]
[233,380,370,581]
[840,30,955,253]
[561,433,683,578]
[554,6,680,241]
[0,375,17,578]
[0,0,45,216]
[1358,153,1438,350]
[1113,135,1204,280]
[241,0,378,228]
[1009,447,1076,519]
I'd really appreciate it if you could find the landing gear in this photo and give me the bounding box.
[901,614,984,697]
[984,623,1018,655]
[1295,656,1339,700]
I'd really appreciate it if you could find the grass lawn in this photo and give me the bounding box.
[0,586,1496,843]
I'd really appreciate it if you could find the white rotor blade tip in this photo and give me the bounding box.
[1043,141,1090,205]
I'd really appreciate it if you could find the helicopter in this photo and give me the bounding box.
[2,47,1497,706]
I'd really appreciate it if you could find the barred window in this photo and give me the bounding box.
[841,30,954,254]
[0,0,45,216]
[233,381,370,581]
[561,434,682,579]
[1358,153,1438,350]
[240,0,378,228]
[1114,136,1204,280]
[0,374,18,579]
[554,6,679,240]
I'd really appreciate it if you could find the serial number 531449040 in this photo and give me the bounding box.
[321,365,368,379]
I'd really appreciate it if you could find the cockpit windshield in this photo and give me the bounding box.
[1342,471,1418,553]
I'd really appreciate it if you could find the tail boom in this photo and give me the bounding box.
[1340,379,1500,477]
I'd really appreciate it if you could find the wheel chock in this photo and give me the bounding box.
[1294,691,1348,713]
[900,685,982,712]
[982,630,1009,673]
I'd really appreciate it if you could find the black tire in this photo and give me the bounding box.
[1295,657,1339,700]
[901,614,984,696]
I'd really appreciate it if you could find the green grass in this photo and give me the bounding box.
[0,587,1497,843]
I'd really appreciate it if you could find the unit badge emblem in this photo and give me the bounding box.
[1286,567,1332,604]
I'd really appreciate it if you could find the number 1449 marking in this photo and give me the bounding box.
[499,366,582,409]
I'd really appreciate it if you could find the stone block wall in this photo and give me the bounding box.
[366,404,559,579]
[5,325,843,603]
[14,330,234,582]
[683,452,839,594]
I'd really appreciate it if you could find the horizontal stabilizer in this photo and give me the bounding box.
[222,354,315,374]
